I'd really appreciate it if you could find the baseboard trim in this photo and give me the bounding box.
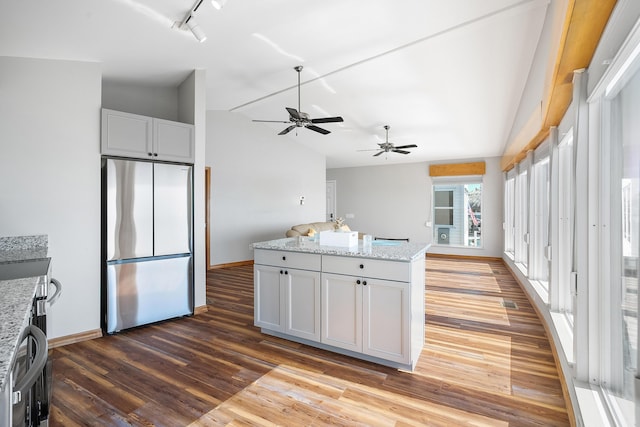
[208,260,253,270]
[49,329,102,349]
[194,305,208,315]
[426,252,503,262]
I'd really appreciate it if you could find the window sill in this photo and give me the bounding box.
[550,311,574,365]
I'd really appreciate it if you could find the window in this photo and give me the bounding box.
[557,132,574,324]
[504,177,515,255]
[514,170,529,270]
[601,60,640,426]
[531,158,550,288]
[434,190,454,225]
[432,180,482,247]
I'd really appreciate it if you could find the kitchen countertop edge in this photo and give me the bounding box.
[252,238,429,262]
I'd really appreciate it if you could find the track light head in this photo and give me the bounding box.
[186,16,207,42]
[211,0,227,10]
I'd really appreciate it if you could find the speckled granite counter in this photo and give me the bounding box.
[0,235,48,392]
[252,237,428,261]
[0,277,39,391]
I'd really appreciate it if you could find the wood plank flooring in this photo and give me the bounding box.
[49,256,569,426]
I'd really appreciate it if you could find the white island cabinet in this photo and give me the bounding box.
[253,238,428,371]
[254,249,321,341]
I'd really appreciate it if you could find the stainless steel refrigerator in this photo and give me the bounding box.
[102,158,193,334]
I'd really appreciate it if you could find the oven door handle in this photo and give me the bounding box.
[48,277,62,306]
[12,325,48,404]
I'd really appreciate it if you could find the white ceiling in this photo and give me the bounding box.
[0,0,549,168]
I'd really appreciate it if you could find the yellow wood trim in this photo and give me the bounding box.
[48,329,102,349]
[501,0,616,171]
[208,260,253,270]
[429,161,486,177]
[194,305,208,315]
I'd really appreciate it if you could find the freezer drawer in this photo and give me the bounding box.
[106,256,193,333]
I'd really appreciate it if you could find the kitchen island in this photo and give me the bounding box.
[252,237,429,371]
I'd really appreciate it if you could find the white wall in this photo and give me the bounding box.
[326,162,430,243]
[102,80,179,121]
[206,111,326,265]
[327,156,504,257]
[0,57,102,339]
[178,70,207,310]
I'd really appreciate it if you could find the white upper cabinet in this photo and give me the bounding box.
[101,109,194,163]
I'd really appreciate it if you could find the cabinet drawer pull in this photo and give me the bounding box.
[280,270,283,274]
[359,264,364,269]
[148,152,153,156]
[356,279,361,285]
[282,256,286,261]
[363,280,367,286]
[284,270,288,275]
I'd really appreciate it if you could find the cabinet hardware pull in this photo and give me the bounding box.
[153,153,158,157]
[359,264,364,269]
[280,270,283,274]
[363,281,367,286]
[282,256,286,261]
[356,279,361,284]
[284,271,288,275]
[148,152,152,156]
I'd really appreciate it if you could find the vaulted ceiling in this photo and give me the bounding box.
[0,0,552,168]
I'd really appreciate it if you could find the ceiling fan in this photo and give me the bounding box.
[360,125,418,157]
[252,65,344,135]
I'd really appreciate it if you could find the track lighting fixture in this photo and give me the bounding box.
[178,0,226,42]
[185,16,207,42]
[179,0,207,42]
[211,0,227,10]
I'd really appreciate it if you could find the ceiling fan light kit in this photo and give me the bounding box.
[252,65,344,135]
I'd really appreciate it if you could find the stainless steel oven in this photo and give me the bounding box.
[0,259,61,427]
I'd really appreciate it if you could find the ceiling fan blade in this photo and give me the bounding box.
[393,144,418,149]
[306,124,330,135]
[286,107,301,120]
[357,149,380,152]
[278,125,297,135]
[253,119,291,123]
[392,149,411,154]
[311,116,344,124]
[373,151,384,157]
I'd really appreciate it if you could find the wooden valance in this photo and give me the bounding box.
[429,161,485,177]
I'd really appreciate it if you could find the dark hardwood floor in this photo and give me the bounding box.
[49,257,570,426]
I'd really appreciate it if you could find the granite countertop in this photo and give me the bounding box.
[0,234,48,392]
[253,237,429,262]
[0,277,39,391]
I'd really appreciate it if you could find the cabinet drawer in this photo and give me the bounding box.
[254,249,321,271]
[322,255,410,282]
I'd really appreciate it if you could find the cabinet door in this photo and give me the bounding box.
[285,269,321,341]
[254,265,284,331]
[363,278,410,363]
[321,273,362,352]
[154,118,195,163]
[101,109,153,158]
